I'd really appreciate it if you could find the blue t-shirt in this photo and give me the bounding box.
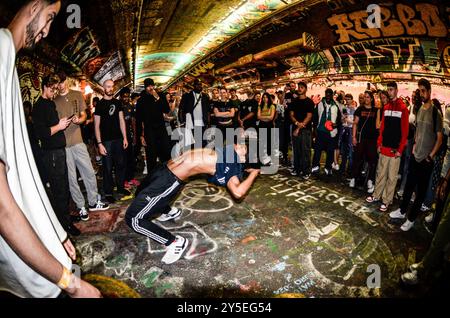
[207,145,243,186]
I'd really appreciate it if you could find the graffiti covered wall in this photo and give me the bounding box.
[285,1,449,81]
[17,55,56,105]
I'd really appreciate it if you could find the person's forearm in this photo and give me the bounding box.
[302,113,312,125]
[94,117,102,143]
[290,113,298,126]
[78,112,87,125]
[398,112,409,153]
[233,171,259,199]
[242,113,254,122]
[260,115,273,121]
[119,115,127,141]
[0,163,65,285]
[50,124,61,136]
[216,111,233,117]
[376,110,382,129]
[430,133,443,158]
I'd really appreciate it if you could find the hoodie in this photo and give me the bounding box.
[377,98,409,157]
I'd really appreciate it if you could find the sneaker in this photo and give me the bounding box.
[365,196,379,203]
[332,162,340,171]
[401,270,419,285]
[420,204,430,212]
[367,180,374,194]
[156,207,182,222]
[261,156,271,165]
[389,208,406,219]
[302,174,311,180]
[89,200,110,211]
[379,203,389,212]
[396,190,404,199]
[400,219,415,232]
[324,168,332,176]
[105,195,116,204]
[311,166,319,174]
[425,213,434,223]
[290,170,298,176]
[349,178,355,188]
[124,181,132,190]
[409,263,420,272]
[161,236,189,264]
[79,207,89,222]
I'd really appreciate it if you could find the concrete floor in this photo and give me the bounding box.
[73,166,436,298]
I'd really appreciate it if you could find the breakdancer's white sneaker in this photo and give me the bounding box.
[156,207,181,222]
[162,236,188,264]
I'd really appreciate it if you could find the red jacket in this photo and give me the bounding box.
[377,98,409,157]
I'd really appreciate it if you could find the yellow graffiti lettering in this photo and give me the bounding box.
[396,4,426,36]
[416,3,447,37]
[328,4,447,43]
[348,11,380,38]
[327,13,370,43]
[379,7,404,38]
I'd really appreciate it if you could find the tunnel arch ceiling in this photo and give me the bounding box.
[134,0,311,89]
[162,0,449,90]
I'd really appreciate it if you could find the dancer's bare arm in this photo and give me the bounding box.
[226,169,260,200]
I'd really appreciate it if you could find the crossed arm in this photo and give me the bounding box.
[214,107,235,118]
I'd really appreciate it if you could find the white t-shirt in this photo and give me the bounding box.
[0,28,71,298]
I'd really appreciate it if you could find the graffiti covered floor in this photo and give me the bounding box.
[73,167,439,298]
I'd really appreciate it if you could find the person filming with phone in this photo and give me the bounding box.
[32,74,81,236]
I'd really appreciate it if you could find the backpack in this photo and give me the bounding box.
[432,105,448,156]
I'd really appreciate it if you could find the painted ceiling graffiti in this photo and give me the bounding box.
[327,3,448,44]
[189,0,303,57]
[93,51,126,86]
[136,0,306,85]
[136,53,195,86]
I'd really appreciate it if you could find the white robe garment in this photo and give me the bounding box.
[0,28,71,298]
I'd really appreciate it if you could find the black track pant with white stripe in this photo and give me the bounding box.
[125,164,185,246]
